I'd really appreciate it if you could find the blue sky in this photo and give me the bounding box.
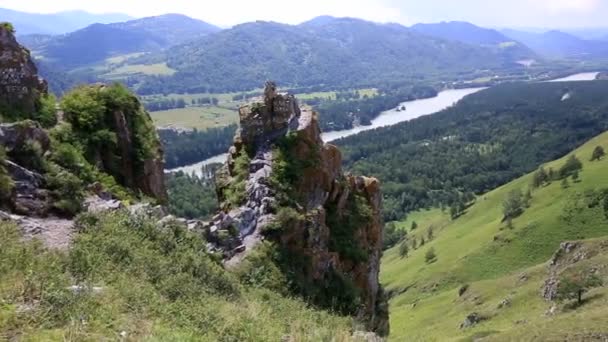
[0,0,606,28]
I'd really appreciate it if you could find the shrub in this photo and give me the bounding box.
[10,139,47,172]
[425,247,437,264]
[34,94,58,128]
[1,22,15,33]
[0,147,14,201]
[590,146,605,161]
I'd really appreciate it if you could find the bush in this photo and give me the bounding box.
[34,94,58,128]
[425,247,437,264]
[1,22,15,33]
[0,147,14,201]
[591,146,605,161]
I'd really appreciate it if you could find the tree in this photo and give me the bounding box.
[561,178,570,189]
[532,167,549,188]
[590,146,605,161]
[503,189,524,221]
[425,247,437,264]
[411,221,418,230]
[411,237,418,250]
[427,226,434,241]
[383,222,406,250]
[559,155,583,179]
[399,240,409,258]
[523,189,533,208]
[572,170,580,183]
[556,273,603,305]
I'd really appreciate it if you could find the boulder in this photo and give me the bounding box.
[0,121,51,153]
[460,313,485,329]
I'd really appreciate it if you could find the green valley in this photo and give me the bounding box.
[382,131,608,341]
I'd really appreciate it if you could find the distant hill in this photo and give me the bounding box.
[0,7,132,35]
[411,21,536,61]
[22,14,220,67]
[502,28,608,59]
[108,14,221,45]
[412,21,515,46]
[141,17,530,93]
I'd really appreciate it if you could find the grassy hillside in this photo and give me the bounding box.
[382,131,608,341]
[0,212,354,341]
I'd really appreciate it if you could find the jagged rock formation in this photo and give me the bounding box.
[0,24,48,116]
[61,84,168,202]
[206,82,389,335]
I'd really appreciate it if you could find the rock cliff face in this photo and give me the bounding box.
[61,84,168,202]
[0,24,48,116]
[208,82,389,335]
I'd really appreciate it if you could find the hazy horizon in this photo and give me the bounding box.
[2,0,608,29]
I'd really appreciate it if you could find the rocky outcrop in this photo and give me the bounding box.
[0,25,47,116]
[541,240,607,301]
[61,84,168,203]
[207,82,389,335]
[0,121,51,152]
[0,121,53,215]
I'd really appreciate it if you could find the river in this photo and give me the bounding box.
[168,72,600,177]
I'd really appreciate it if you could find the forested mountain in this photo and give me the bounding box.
[0,7,132,35]
[336,80,608,220]
[412,21,525,48]
[108,14,221,45]
[141,18,529,93]
[502,28,608,59]
[27,24,165,67]
[22,14,219,67]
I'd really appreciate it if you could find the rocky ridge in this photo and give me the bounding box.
[0,24,47,116]
[203,81,389,335]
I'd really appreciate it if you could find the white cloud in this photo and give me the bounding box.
[532,0,600,13]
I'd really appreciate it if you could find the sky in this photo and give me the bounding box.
[0,0,607,28]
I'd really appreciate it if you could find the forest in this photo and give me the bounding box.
[159,125,237,169]
[335,80,608,220]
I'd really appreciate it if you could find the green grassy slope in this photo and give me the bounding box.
[0,212,354,341]
[382,131,608,341]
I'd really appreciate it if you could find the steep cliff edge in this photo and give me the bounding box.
[0,25,167,246]
[0,23,48,120]
[207,82,389,335]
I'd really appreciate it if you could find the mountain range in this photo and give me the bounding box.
[21,14,220,67]
[11,14,608,95]
[502,28,608,59]
[0,7,132,35]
